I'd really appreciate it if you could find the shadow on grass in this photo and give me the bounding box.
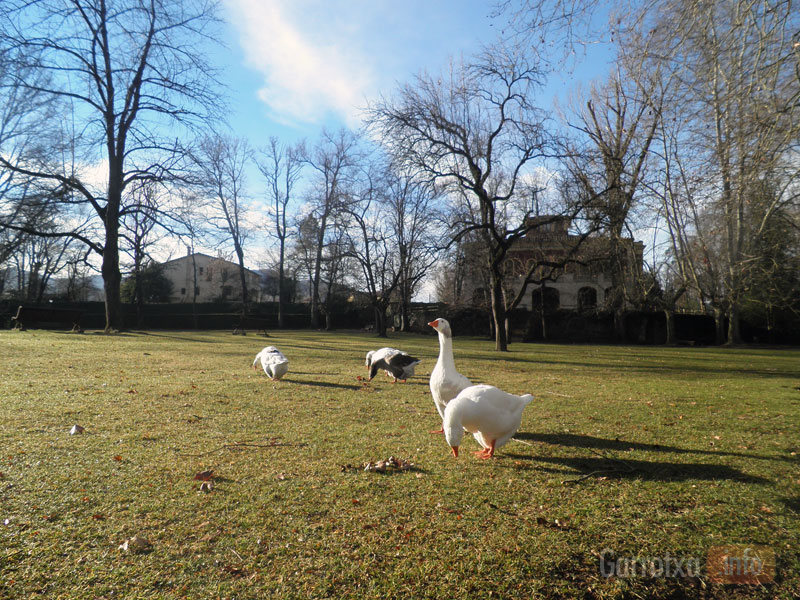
[134,331,218,343]
[515,432,792,463]
[502,452,768,483]
[780,496,800,514]
[456,350,796,378]
[289,379,361,390]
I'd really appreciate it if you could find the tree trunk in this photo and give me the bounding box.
[713,306,725,345]
[613,309,626,342]
[726,302,742,345]
[102,250,123,332]
[102,192,124,333]
[277,238,286,329]
[540,282,547,340]
[310,217,327,330]
[664,308,676,345]
[490,274,508,351]
[399,296,410,332]
[134,247,144,328]
[234,243,249,316]
[135,270,144,328]
[374,305,388,338]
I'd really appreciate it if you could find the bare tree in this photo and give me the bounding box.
[289,213,318,308]
[565,64,662,340]
[257,138,303,328]
[318,218,350,330]
[369,48,555,350]
[632,0,800,343]
[191,134,253,313]
[0,45,62,271]
[497,0,607,67]
[341,164,404,337]
[301,128,361,329]
[0,0,223,331]
[7,220,74,302]
[384,170,442,331]
[120,182,163,326]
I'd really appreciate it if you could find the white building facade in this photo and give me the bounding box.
[160,253,262,303]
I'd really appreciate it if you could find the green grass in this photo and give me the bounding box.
[1,329,798,599]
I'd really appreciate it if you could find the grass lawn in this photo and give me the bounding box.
[1,328,798,599]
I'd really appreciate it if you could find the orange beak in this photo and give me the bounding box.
[450,446,459,458]
[428,320,439,328]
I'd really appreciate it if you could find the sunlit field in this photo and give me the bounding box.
[1,329,798,599]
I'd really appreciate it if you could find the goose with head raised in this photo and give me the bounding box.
[252,346,290,381]
[428,318,472,433]
[444,384,534,459]
[365,347,421,382]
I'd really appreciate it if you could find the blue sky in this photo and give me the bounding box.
[179,0,617,272]
[217,0,616,147]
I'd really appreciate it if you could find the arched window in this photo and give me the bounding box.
[578,286,597,311]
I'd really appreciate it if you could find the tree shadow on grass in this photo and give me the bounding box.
[457,351,797,378]
[780,496,800,514]
[501,452,768,483]
[134,331,217,343]
[288,379,361,391]
[515,432,793,463]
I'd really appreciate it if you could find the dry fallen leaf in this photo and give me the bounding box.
[193,470,214,481]
[118,535,151,553]
[362,456,414,473]
[69,425,85,435]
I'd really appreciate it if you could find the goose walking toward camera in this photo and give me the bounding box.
[365,347,421,382]
[428,318,472,433]
[444,384,534,459]
[253,346,289,381]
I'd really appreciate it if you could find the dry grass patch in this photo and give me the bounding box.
[1,329,798,599]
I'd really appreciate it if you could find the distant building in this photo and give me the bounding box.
[459,216,644,312]
[506,216,644,311]
[159,253,262,303]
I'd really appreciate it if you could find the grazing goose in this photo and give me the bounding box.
[428,318,472,433]
[253,346,290,381]
[444,384,534,459]
[365,347,421,382]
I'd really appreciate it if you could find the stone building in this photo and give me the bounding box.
[505,216,644,312]
[160,253,262,303]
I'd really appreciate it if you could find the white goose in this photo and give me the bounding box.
[444,384,534,459]
[365,347,421,382]
[252,346,290,381]
[428,318,472,433]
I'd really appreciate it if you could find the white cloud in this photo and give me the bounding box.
[224,0,373,127]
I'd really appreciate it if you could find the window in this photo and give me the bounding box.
[181,287,186,295]
[578,286,597,311]
[198,267,204,275]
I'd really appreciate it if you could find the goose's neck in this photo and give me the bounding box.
[436,332,457,371]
